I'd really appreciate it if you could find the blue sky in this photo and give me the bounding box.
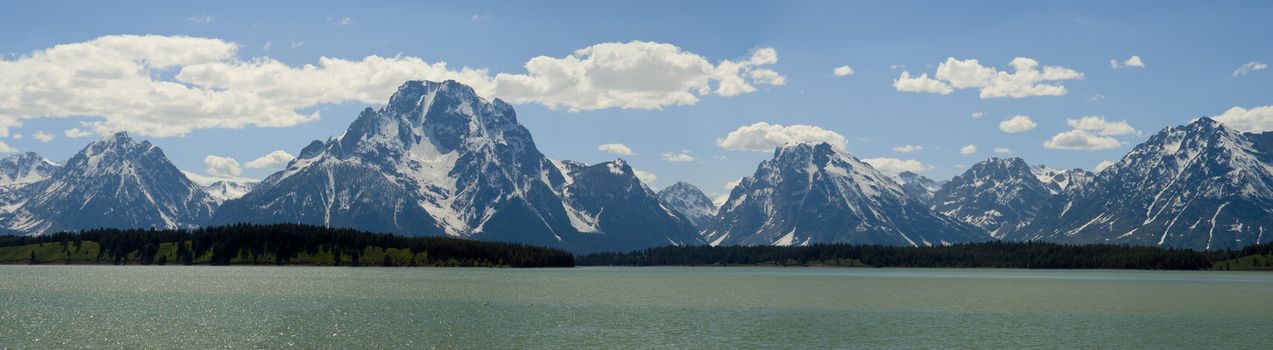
[1,0,1271,200]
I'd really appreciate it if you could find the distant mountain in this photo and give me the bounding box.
[657,181,717,229]
[0,152,59,188]
[213,80,697,253]
[702,142,988,247]
[1026,117,1273,250]
[1030,166,1095,196]
[931,158,1056,239]
[182,171,259,204]
[0,133,217,235]
[897,171,941,205]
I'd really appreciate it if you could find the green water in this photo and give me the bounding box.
[1,266,1271,349]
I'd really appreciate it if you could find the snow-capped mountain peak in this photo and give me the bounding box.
[703,142,986,247]
[658,181,717,230]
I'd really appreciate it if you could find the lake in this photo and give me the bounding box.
[2,266,1271,348]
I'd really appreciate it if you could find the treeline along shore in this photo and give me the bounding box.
[0,224,575,268]
[577,241,1273,270]
[6,225,1273,270]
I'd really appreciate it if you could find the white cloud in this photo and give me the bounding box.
[492,43,784,111]
[204,155,242,177]
[1214,105,1273,132]
[892,144,923,153]
[893,72,952,95]
[1233,61,1267,77]
[63,128,93,138]
[711,193,730,208]
[971,112,984,119]
[289,41,305,48]
[471,14,491,22]
[244,150,296,169]
[32,131,54,143]
[1043,116,1134,151]
[186,14,214,24]
[833,65,855,77]
[896,57,1083,98]
[597,143,634,156]
[723,177,743,190]
[0,36,784,137]
[960,144,977,155]
[0,140,15,153]
[1066,116,1136,135]
[633,170,657,185]
[660,151,695,162]
[993,147,1012,154]
[1095,160,1116,172]
[1110,55,1144,69]
[998,115,1037,133]
[862,157,930,176]
[716,122,848,152]
[1043,130,1121,150]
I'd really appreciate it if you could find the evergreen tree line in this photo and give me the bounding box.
[575,241,1273,270]
[1,223,574,267]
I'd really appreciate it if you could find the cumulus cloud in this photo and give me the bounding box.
[893,72,952,95]
[1110,55,1144,69]
[660,151,695,162]
[723,177,743,190]
[1066,115,1136,136]
[716,122,848,152]
[1214,105,1273,132]
[892,144,923,153]
[1043,116,1135,151]
[833,65,855,77]
[993,147,1012,154]
[492,43,783,111]
[999,115,1037,133]
[32,131,54,143]
[0,141,15,153]
[0,36,783,137]
[244,150,296,169]
[862,157,930,176]
[633,170,658,185]
[971,112,984,119]
[597,143,634,156]
[204,155,242,177]
[63,128,93,138]
[960,144,977,154]
[1233,61,1267,77]
[895,57,1083,98]
[1095,160,1116,172]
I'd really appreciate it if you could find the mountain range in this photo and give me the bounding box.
[1,80,1270,252]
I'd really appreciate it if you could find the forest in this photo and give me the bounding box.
[0,223,574,268]
[576,241,1273,270]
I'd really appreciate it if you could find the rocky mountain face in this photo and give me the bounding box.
[0,133,217,235]
[702,142,988,247]
[657,181,717,230]
[1031,166,1095,196]
[897,171,941,205]
[212,80,697,253]
[930,158,1056,239]
[0,152,59,188]
[1024,117,1273,250]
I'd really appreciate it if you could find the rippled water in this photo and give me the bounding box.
[2,266,1271,348]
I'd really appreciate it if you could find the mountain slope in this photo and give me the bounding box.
[897,171,941,205]
[213,80,697,253]
[1026,117,1273,250]
[0,152,59,188]
[931,158,1055,239]
[702,142,988,247]
[657,181,717,229]
[0,133,217,235]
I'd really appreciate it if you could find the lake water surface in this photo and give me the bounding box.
[2,266,1271,348]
